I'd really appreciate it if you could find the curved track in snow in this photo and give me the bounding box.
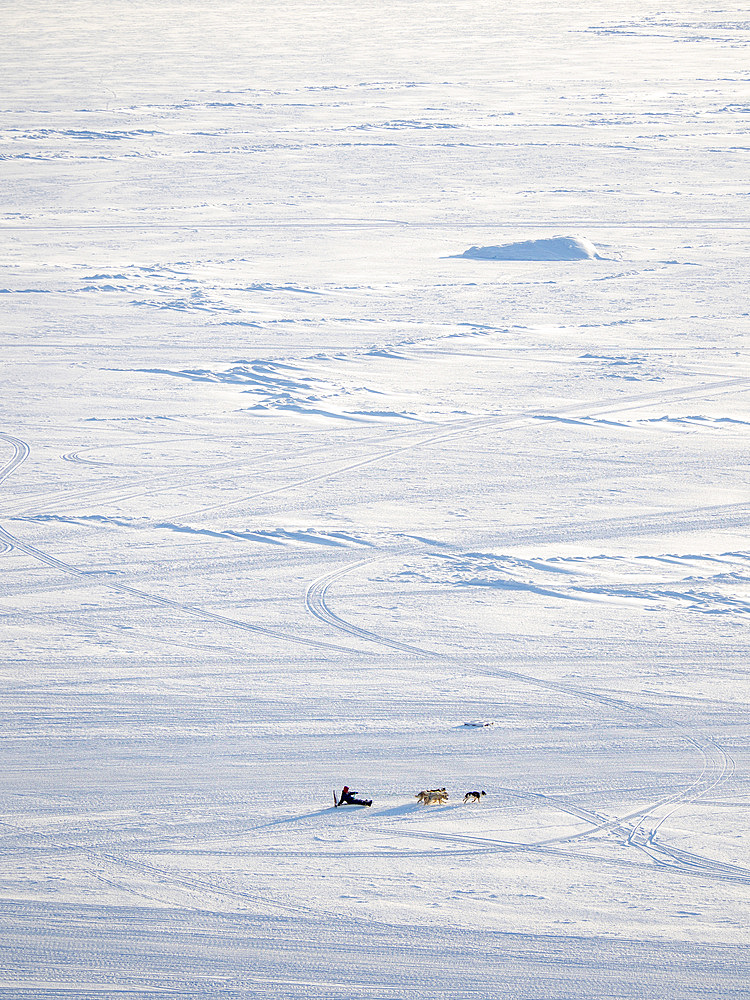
[298,375,748,876]
[0,432,359,655]
[306,569,739,879]
[1,375,745,877]
[305,558,437,657]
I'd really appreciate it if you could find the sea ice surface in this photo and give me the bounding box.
[1,2,749,998]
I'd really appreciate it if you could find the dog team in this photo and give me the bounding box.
[336,785,486,808]
[417,787,486,805]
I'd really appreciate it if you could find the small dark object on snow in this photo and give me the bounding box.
[463,720,494,728]
[463,790,486,804]
[335,786,372,807]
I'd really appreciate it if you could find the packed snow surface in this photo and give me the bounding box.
[2,1,750,998]
[459,235,600,260]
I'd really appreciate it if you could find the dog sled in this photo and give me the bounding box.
[331,786,487,808]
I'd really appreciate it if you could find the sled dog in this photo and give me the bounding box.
[416,787,448,805]
[463,790,486,804]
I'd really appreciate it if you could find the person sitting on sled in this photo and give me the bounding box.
[338,785,372,807]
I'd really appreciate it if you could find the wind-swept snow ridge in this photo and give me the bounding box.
[459,235,600,261]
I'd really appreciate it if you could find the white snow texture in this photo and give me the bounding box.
[1,2,749,998]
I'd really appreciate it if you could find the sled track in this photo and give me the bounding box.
[306,557,740,878]
[0,433,29,488]
[10,421,435,520]
[383,827,750,884]
[0,515,359,655]
[183,374,750,520]
[181,413,502,518]
[8,377,748,525]
[359,727,742,882]
[303,374,750,656]
[0,432,359,656]
[2,377,746,879]
[305,558,438,657]
[297,377,749,875]
[0,817,347,924]
[641,840,750,884]
[6,444,279,519]
[461,663,736,874]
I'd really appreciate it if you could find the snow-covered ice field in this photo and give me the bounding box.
[2,2,750,996]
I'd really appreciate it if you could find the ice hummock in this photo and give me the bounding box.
[458,235,600,261]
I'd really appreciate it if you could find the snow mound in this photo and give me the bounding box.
[459,235,600,261]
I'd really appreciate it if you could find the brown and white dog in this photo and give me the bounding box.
[416,787,448,805]
[463,790,486,804]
